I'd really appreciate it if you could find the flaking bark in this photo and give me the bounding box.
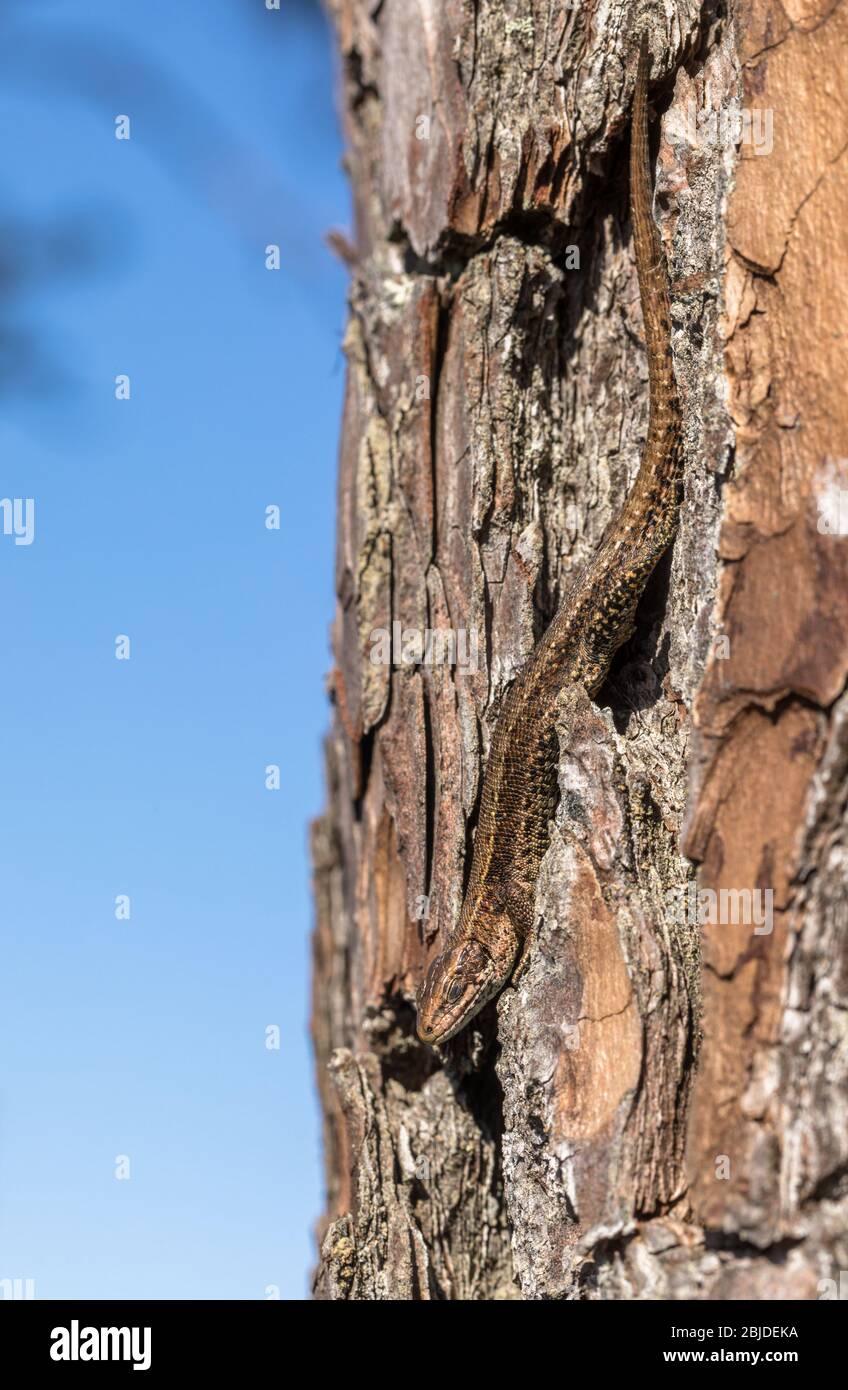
[311,0,848,1299]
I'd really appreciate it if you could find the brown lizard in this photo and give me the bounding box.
[417,35,683,1045]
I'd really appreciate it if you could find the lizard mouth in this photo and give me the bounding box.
[416,992,458,1045]
[417,1011,463,1046]
[417,1014,462,1046]
[418,983,499,1044]
[414,967,497,1045]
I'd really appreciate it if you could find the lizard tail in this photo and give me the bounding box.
[568,34,684,688]
[618,32,683,534]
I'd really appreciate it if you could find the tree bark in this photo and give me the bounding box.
[311,0,848,1300]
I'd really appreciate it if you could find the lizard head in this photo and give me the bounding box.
[416,936,501,1045]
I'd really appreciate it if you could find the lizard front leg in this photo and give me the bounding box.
[501,881,537,984]
[510,682,602,987]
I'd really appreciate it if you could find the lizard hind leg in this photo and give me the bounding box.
[511,931,537,985]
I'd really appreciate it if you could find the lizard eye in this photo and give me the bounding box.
[445,980,465,1006]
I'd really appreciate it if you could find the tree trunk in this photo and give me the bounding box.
[310,0,848,1301]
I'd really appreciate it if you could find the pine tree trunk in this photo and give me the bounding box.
[310,0,848,1300]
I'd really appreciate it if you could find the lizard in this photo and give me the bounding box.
[416,34,683,1046]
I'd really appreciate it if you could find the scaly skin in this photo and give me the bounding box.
[417,35,683,1046]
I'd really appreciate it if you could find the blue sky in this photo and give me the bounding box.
[0,0,348,1298]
